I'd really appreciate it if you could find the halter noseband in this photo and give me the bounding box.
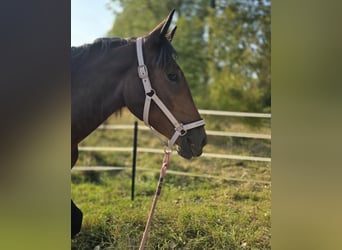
[136,37,205,148]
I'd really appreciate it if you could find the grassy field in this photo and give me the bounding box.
[71,109,271,249]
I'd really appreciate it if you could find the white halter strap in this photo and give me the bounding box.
[136,37,205,148]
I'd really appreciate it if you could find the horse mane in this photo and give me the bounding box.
[71,36,176,70]
[71,38,130,70]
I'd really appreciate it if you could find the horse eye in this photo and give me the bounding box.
[167,73,177,81]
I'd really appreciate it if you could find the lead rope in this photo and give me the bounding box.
[139,150,171,250]
[136,37,205,249]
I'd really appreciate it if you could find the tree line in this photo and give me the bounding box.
[107,0,271,114]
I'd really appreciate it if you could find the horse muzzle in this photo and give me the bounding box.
[176,126,207,159]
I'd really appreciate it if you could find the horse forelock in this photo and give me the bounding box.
[156,37,177,68]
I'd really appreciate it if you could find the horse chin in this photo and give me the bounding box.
[177,147,193,160]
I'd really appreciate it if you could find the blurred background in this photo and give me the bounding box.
[72,0,271,115]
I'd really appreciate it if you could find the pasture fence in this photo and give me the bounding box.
[73,109,271,193]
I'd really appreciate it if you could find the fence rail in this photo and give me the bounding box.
[198,109,271,118]
[98,125,271,140]
[74,110,271,190]
[78,146,271,162]
[82,109,271,162]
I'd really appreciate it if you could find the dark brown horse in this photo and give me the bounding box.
[71,10,207,237]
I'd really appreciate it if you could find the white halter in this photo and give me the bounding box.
[136,37,205,148]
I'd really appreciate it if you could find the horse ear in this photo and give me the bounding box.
[148,9,176,43]
[166,26,177,42]
[160,9,175,38]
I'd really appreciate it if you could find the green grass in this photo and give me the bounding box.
[71,109,271,249]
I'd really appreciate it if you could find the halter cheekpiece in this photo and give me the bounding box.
[136,37,205,148]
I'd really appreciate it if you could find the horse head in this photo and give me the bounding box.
[124,10,207,159]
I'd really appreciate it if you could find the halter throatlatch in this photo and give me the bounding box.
[136,37,205,148]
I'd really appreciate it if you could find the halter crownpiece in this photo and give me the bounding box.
[136,37,205,148]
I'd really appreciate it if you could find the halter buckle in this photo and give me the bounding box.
[138,65,148,79]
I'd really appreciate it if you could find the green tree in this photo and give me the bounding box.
[207,0,271,113]
[107,0,271,113]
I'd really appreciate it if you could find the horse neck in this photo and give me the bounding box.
[72,43,136,145]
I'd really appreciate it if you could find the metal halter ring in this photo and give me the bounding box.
[180,129,187,136]
[175,124,187,136]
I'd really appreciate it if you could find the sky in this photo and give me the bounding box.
[71,0,118,46]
